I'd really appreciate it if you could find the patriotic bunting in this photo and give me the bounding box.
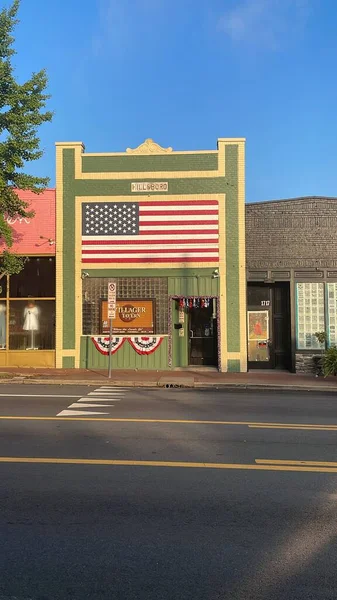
[92,337,126,355]
[128,336,164,355]
[91,336,164,356]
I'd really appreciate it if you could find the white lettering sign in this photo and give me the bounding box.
[131,182,168,192]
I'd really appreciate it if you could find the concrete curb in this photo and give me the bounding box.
[0,377,336,393]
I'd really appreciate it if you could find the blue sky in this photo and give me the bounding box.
[8,0,337,201]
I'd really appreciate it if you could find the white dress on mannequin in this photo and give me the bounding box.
[23,305,40,331]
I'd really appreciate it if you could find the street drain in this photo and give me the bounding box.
[165,383,183,388]
[157,377,195,388]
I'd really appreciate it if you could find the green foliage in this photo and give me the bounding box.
[0,0,52,272]
[314,331,327,346]
[322,346,337,377]
[0,249,26,279]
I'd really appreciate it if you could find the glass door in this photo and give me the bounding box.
[247,309,273,367]
[188,303,217,366]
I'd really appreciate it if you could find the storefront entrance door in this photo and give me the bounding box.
[188,304,217,366]
[247,308,272,368]
[247,283,291,370]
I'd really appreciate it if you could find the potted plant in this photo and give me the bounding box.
[322,346,337,377]
[313,331,327,376]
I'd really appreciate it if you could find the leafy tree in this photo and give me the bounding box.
[0,0,52,280]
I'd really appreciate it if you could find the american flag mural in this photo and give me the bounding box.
[81,200,219,263]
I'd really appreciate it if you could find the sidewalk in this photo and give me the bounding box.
[0,366,337,392]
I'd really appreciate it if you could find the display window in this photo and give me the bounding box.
[0,257,55,351]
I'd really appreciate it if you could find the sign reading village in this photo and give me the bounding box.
[101,299,154,334]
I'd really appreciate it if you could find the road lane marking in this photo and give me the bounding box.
[256,459,337,467]
[77,397,121,402]
[68,403,115,408]
[0,394,83,398]
[0,456,337,472]
[248,424,337,431]
[56,410,109,417]
[55,385,125,416]
[1,417,337,427]
[98,387,128,390]
[88,392,124,396]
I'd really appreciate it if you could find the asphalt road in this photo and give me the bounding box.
[1,384,337,599]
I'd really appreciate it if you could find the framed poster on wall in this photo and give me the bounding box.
[296,283,325,350]
[100,298,155,334]
[326,283,337,347]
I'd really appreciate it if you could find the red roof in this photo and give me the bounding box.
[0,189,56,255]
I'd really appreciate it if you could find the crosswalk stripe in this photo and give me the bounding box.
[97,387,128,390]
[78,397,121,402]
[68,403,115,408]
[57,410,109,416]
[89,390,124,394]
[56,386,127,417]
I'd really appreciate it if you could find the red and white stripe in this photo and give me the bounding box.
[82,200,219,263]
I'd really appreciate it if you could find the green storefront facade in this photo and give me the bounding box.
[55,137,247,372]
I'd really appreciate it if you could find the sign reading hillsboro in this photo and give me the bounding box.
[131,182,168,192]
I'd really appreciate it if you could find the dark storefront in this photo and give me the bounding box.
[246,196,337,373]
[247,283,291,370]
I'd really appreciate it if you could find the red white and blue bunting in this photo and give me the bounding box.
[91,336,164,356]
[128,336,164,355]
[92,337,126,356]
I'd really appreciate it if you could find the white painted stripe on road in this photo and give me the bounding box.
[97,387,128,390]
[57,410,109,416]
[91,388,125,392]
[78,397,121,402]
[88,392,124,396]
[0,394,83,398]
[68,403,115,408]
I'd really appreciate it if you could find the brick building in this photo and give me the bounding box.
[246,197,337,372]
[0,189,56,367]
[55,137,247,372]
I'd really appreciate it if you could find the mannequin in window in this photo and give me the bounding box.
[23,299,40,350]
[0,304,6,349]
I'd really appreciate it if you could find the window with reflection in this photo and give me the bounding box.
[10,257,55,297]
[0,256,56,351]
[9,300,55,350]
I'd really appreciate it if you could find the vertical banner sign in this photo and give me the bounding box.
[108,282,117,319]
[108,281,117,378]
